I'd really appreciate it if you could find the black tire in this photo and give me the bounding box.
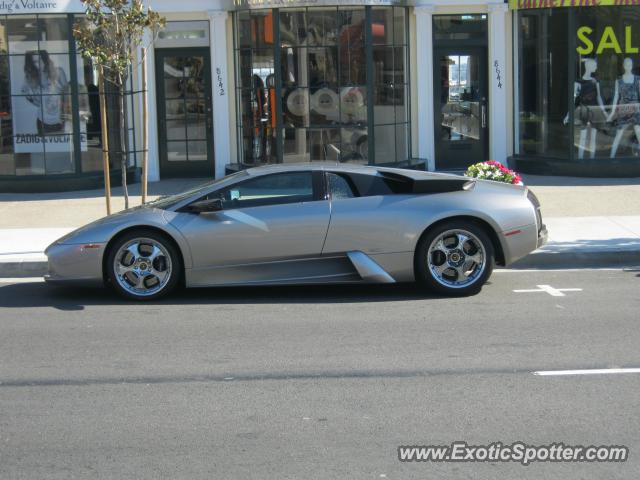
[106,229,182,301]
[415,220,495,296]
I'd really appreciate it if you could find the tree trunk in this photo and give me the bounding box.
[119,82,129,209]
[98,67,112,215]
[141,47,148,204]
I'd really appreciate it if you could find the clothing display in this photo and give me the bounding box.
[574,78,606,127]
[613,75,640,127]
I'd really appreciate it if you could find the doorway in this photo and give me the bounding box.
[434,46,488,170]
[155,47,214,177]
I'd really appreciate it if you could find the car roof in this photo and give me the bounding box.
[242,162,465,181]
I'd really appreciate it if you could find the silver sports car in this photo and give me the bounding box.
[45,164,547,300]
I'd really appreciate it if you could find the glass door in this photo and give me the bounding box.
[433,47,488,170]
[156,48,214,177]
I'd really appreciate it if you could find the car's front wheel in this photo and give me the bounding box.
[415,221,494,296]
[106,230,181,300]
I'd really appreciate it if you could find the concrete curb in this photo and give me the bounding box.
[0,260,48,278]
[1,250,639,279]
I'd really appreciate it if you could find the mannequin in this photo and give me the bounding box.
[607,57,640,158]
[564,58,606,159]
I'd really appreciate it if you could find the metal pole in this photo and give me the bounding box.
[98,67,112,215]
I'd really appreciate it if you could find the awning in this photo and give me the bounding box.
[509,0,638,9]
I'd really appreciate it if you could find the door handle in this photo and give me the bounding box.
[481,104,487,129]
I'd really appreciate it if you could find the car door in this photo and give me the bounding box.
[322,171,415,255]
[171,170,330,285]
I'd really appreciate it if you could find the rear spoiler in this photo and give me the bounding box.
[378,171,476,194]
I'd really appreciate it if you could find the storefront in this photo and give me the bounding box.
[511,0,640,176]
[13,0,640,191]
[0,1,142,192]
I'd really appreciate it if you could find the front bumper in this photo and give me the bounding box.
[44,242,106,286]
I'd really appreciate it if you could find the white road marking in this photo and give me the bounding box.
[0,277,44,284]
[513,285,582,297]
[534,368,640,376]
[496,267,640,273]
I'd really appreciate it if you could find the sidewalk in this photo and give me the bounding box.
[1,174,639,277]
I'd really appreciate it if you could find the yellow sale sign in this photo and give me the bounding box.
[510,0,640,8]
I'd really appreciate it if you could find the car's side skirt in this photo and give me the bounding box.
[185,252,405,287]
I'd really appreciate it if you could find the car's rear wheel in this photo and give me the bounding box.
[106,230,181,300]
[415,221,494,296]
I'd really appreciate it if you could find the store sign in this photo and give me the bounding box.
[232,0,403,9]
[577,25,640,54]
[0,0,84,14]
[510,0,640,8]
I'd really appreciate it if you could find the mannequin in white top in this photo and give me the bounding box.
[607,57,640,158]
[564,58,606,159]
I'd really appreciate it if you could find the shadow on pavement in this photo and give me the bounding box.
[0,282,448,310]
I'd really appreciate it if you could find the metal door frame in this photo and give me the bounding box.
[433,45,489,170]
[155,47,215,178]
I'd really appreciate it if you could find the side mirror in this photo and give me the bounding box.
[186,198,223,213]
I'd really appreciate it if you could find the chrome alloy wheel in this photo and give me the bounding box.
[113,238,173,297]
[427,229,486,289]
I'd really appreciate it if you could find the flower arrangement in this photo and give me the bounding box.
[464,161,523,185]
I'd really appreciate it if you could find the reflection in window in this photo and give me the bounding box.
[234,6,410,167]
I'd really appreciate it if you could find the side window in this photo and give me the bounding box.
[327,172,355,200]
[215,171,313,209]
[347,172,413,197]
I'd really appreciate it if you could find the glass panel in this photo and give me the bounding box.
[340,86,367,124]
[81,144,103,173]
[187,140,207,162]
[307,8,337,46]
[236,10,252,48]
[395,84,407,124]
[310,86,339,125]
[0,93,14,174]
[280,9,307,46]
[165,99,185,119]
[237,49,253,89]
[393,7,406,45]
[281,47,307,87]
[394,46,406,85]
[396,123,409,162]
[308,47,338,87]
[374,86,394,123]
[37,16,69,53]
[252,11,275,50]
[439,54,481,142]
[7,16,38,54]
[282,128,309,163]
[434,14,487,42]
[374,124,395,164]
[340,127,367,163]
[186,99,207,139]
[282,87,309,127]
[44,140,75,174]
[373,46,393,86]
[372,7,393,45]
[166,141,187,162]
[166,119,186,141]
[339,9,366,85]
[310,128,340,161]
[518,9,570,158]
[15,151,45,175]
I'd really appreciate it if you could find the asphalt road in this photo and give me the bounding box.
[0,267,639,479]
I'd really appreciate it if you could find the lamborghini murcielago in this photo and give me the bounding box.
[45,164,547,300]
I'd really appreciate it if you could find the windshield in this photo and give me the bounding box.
[147,170,249,209]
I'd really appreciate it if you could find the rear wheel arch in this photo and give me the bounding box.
[414,215,505,269]
[102,226,186,286]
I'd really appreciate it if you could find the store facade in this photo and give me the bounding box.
[512,0,640,176]
[5,0,637,192]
